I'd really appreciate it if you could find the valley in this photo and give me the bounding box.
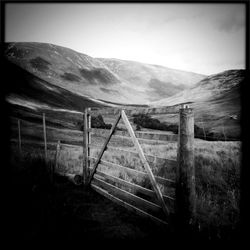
[3,42,244,141]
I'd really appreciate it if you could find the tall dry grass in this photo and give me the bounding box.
[10,136,241,239]
[89,138,241,239]
[193,140,241,239]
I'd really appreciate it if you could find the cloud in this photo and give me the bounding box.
[215,9,245,32]
[163,13,201,24]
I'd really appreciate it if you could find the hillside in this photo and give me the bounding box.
[3,57,112,113]
[151,70,244,140]
[97,58,205,101]
[3,42,244,140]
[4,42,205,104]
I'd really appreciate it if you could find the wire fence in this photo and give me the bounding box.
[194,120,240,141]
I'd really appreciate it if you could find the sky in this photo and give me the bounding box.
[5,3,246,75]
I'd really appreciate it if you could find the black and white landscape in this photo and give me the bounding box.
[4,41,243,140]
[3,2,246,243]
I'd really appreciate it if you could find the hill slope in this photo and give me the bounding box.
[3,57,112,113]
[4,42,205,104]
[151,70,244,140]
[3,42,243,140]
[97,58,205,101]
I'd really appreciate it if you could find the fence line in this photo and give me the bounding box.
[12,115,238,143]
[10,138,81,148]
[11,104,196,227]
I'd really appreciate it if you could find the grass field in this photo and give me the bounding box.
[8,152,174,243]
[8,102,241,240]
[10,133,241,240]
[89,138,241,239]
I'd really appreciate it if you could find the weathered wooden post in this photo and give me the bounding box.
[200,118,206,140]
[83,108,91,185]
[17,119,22,154]
[222,124,227,141]
[176,104,196,233]
[43,113,47,160]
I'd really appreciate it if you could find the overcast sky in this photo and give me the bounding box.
[5,3,246,75]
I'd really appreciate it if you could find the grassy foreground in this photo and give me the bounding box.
[9,137,241,240]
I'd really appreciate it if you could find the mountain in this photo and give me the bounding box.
[3,57,110,113]
[97,58,205,101]
[151,70,245,140]
[3,42,244,140]
[3,42,205,105]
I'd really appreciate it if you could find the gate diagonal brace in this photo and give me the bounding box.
[121,110,170,217]
[87,112,122,185]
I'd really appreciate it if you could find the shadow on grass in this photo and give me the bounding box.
[6,152,242,244]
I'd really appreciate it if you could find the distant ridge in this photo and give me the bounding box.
[4,42,205,105]
[151,69,245,140]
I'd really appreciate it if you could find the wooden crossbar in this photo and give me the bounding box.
[89,143,177,170]
[90,128,178,142]
[94,169,175,204]
[87,112,121,184]
[91,184,168,226]
[89,158,176,188]
[92,177,164,217]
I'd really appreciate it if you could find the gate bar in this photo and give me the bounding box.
[121,110,170,217]
[87,112,122,184]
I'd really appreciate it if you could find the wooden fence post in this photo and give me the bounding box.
[43,113,47,160]
[83,108,91,185]
[200,118,206,140]
[176,105,196,232]
[222,124,227,141]
[17,119,22,154]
